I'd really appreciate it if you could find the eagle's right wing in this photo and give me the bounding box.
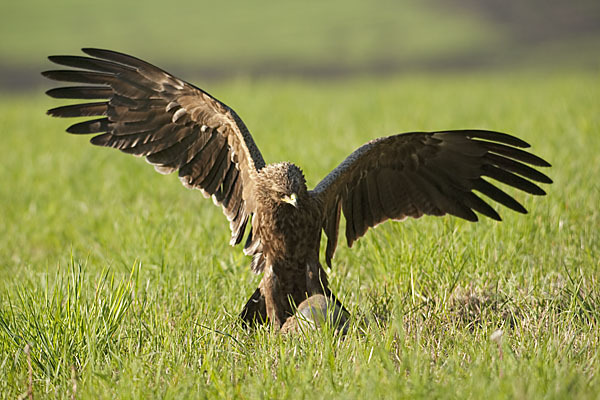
[44,48,265,246]
[312,130,552,267]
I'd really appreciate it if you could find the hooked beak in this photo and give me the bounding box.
[282,193,298,208]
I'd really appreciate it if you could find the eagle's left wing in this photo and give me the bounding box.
[44,48,266,247]
[311,130,552,267]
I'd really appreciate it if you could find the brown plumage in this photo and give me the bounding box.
[44,49,552,329]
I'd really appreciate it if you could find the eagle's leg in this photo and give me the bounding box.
[305,261,329,296]
[240,266,289,328]
[259,266,289,327]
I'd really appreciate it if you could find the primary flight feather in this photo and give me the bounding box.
[44,49,552,329]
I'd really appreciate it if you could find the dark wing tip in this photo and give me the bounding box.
[65,123,85,134]
[524,152,551,168]
[537,159,552,168]
[46,106,61,116]
[81,48,138,63]
[514,202,528,214]
[45,87,66,98]
[65,124,78,133]
[446,130,532,148]
[81,47,105,55]
[476,211,501,222]
[81,48,112,60]
[89,133,111,145]
[47,55,65,64]
[480,130,532,148]
[46,55,69,64]
[463,211,479,222]
[481,206,502,221]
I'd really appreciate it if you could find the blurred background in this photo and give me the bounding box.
[1,0,599,90]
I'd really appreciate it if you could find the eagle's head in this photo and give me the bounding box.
[258,162,307,208]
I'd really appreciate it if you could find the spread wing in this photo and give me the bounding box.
[312,130,552,267]
[44,48,266,246]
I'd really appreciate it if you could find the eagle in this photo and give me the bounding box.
[43,49,551,331]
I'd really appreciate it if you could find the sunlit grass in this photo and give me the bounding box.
[0,70,599,398]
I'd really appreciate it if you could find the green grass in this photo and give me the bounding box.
[1,70,599,398]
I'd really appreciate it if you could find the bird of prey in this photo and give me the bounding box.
[44,49,552,330]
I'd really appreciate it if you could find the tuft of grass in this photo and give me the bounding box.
[0,70,599,398]
[1,259,136,392]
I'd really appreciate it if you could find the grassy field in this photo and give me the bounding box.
[0,70,599,398]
